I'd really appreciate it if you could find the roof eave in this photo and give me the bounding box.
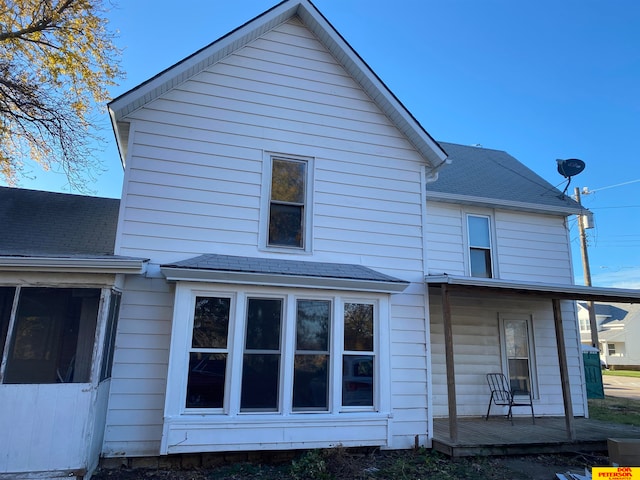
[0,256,148,275]
[161,266,409,293]
[426,191,586,216]
[425,274,640,304]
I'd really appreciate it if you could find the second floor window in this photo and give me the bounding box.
[467,214,493,278]
[269,158,307,249]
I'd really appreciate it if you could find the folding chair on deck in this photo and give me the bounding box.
[485,372,535,424]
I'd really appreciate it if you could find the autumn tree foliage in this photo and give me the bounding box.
[0,0,123,189]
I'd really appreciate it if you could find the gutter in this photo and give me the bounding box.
[0,256,148,275]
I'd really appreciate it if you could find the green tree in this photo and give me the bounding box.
[0,0,122,190]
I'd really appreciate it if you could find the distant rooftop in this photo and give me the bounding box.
[0,186,119,256]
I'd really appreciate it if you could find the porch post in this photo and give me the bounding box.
[442,284,458,441]
[552,298,576,440]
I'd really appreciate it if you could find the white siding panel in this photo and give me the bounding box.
[496,211,573,283]
[103,276,173,457]
[425,203,465,276]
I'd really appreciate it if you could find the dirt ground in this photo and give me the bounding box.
[93,448,610,480]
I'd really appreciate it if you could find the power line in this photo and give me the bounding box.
[587,178,640,193]
[589,205,640,210]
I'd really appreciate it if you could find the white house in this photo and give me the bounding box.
[2,0,640,478]
[579,302,640,369]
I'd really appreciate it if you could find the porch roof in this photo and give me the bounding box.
[161,253,409,293]
[425,274,640,304]
[427,274,640,444]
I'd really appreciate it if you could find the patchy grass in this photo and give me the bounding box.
[588,396,640,426]
[93,448,607,480]
[603,369,640,378]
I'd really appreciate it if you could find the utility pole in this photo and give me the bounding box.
[574,187,599,350]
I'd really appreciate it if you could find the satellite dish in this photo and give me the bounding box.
[556,158,586,196]
[557,158,586,178]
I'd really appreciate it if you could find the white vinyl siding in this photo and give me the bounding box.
[425,203,573,284]
[107,17,429,455]
[102,276,174,457]
[429,293,584,418]
[495,211,573,283]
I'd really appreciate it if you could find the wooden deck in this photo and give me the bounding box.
[432,416,640,457]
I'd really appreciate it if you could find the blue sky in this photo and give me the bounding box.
[6,0,640,288]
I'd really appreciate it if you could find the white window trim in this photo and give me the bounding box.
[164,283,390,423]
[238,293,286,414]
[464,211,498,278]
[499,313,538,400]
[181,290,237,415]
[259,151,314,254]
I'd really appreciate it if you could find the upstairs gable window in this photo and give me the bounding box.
[263,154,313,252]
[269,158,306,248]
[467,214,493,278]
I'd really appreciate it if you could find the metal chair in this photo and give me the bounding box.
[485,372,535,424]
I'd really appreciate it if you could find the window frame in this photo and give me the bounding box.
[341,301,377,411]
[185,294,234,412]
[465,212,496,278]
[499,313,538,399]
[292,298,332,412]
[260,153,314,254]
[0,285,109,385]
[240,296,285,413]
[180,291,237,414]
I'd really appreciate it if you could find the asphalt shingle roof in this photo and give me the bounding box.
[0,186,119,256]
[430,142,583,213]
[162,253,407,285]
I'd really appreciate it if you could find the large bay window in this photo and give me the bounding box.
[172,287,382,417]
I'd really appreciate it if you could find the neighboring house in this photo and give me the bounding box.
[2,0,640,477]
[579,302,640,369]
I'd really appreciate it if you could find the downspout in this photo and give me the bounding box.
[421,165,434,448]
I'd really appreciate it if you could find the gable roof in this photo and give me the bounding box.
[108,0,447,172]
[578,301,630,322]
[0,187,147,274]
[0,186,119,256]
[427,142,585,215]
